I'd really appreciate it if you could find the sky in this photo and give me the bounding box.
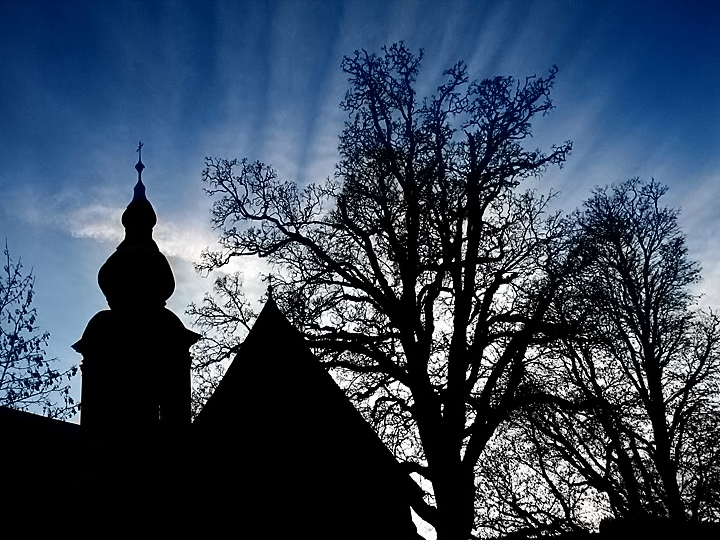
[1,0,719,429]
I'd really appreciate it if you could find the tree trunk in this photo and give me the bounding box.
[433,462,476,540]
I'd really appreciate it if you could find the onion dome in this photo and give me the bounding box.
[98,143,175,310]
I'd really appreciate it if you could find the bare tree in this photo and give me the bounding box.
[0,242,76,419]
[524,179,720,525]
[188,272,254,418]
[473,415,610,537]
[191,43,573,540]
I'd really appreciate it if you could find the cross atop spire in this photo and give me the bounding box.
[135,141,145,178]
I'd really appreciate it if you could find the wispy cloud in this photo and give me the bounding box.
[64,203,125,244]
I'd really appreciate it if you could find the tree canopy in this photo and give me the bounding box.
[191,43,574,540]
[189,44,720,539]
[517,179,720,526]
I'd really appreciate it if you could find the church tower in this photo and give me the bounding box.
[73,143,200,436]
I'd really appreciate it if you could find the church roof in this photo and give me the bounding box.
[0,407,82,529]
[0,298,422,538]
[193,295,423,538]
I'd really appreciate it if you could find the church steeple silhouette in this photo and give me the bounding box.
[73,143,200,434]
[97,142,174,310]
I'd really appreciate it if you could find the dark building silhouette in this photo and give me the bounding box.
[0,148,423,539]
[74,147,200,436]
[193,292,423,538]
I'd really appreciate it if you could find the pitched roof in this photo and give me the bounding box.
[194,296,422,539]
[0,407,82,529]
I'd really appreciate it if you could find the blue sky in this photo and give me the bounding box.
[1,0,719,422]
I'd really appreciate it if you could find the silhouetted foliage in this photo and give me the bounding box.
[0,243,76,419]
[474,420,604,537]
[188,272,254,418]
[192,43,574,540]
[513,179,720,527]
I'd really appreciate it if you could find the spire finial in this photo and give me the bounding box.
[135,141,145,179]
[267,274,275,300]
